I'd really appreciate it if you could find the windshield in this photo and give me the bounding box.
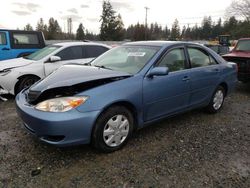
[25,45,61,61]
[91,46,160,74]
[235,40,250,51]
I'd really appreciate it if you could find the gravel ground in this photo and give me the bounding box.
[0,83,249,187]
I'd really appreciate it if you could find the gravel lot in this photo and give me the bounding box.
[0,83,249,187]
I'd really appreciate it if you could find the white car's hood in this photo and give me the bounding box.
[0,58,33,71]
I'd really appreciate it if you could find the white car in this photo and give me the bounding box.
[0,42,110,95]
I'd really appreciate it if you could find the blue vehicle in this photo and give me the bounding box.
[0,30,45,61]
[16,41,237,152]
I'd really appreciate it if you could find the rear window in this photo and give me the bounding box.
[0,32,6,45]
[13,33,39,45]
[56,46,83,61]
[84,46,109,58]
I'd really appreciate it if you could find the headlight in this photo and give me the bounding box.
[0,69,11,76]
[35,96,88,112]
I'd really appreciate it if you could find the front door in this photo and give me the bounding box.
[143,47,191,121]
[0,32,12,60]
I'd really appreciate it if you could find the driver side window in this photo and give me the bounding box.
[157,48,186,72]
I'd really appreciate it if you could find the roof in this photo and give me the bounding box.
[123,40,201,47]
[0,29,42,33]
[51,41,111,48]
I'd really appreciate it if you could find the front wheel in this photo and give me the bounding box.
[15,76,39,95]
[206,86,225,113]
[92,106,134,153]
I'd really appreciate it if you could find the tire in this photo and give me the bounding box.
[92,106,134,153]
[16,76,39,95]
[206,86,225,113]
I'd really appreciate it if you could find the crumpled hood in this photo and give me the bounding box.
[30,64,131,92]
[0,58,33,71]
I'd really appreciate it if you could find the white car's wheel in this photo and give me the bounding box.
[16,76,39,95]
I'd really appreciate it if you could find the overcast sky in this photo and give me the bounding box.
[0,0,233,33]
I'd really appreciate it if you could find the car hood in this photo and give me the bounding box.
[30,64,131,93]
[0,58,33,71]
[223,51,250,59]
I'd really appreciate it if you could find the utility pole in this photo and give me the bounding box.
[145,6,149,40]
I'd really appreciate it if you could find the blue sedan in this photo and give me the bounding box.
[16,41,237,152]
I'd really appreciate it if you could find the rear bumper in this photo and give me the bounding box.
[15,91,100,147]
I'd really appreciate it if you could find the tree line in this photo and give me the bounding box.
[23,0,250,41]
[23,17,98,40]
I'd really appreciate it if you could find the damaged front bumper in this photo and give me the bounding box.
[15,90,101,146]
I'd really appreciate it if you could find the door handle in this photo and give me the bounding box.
[212,68,220,72]
[2,47,10,51]
[182,76,190,81]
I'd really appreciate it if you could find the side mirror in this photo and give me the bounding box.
[147,67,169,77]
[49,56,61,62]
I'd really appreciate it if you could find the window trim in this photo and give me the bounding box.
[0,32,7,45]
[186,45,219,69]
[155,46,188,72]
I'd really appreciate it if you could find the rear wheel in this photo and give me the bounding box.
[16,76,39,95]
[92,106,134,153]
[206,86,225,113]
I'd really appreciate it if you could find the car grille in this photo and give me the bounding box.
[225,58,250,73]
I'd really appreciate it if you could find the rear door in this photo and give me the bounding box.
[186,46,221,107]
[0,31,12,60]
[44,46,84,76]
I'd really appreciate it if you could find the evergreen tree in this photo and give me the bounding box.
[212,18,223,39]
[170,19,180,40]
[133,23,145,41]
[24,24,33,31]
[181,25,186,39]
[165,25,170,40]
[47,17,62,40]
[76,23,85,40]
[36,18,48,39]
[100,0,125,41]
[201,16,212,39]
[113,14,125,41]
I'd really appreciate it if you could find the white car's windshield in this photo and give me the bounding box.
[235,40,250,51]
[91,46,160,74]
[25,45,61,61]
